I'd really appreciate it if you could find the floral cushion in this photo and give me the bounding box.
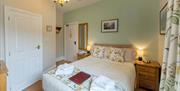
[91,46,135,62]
[91,46,105,59]
[103,47,111,59]
[108,48,125,62]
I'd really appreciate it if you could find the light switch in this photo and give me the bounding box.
[46,25,52,32]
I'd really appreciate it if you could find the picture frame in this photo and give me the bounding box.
[101,19,118,33]
[160,3,168,35]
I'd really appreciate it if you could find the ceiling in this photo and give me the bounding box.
[56,0,103,13]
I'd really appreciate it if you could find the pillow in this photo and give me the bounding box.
[103,47,112,59]
[91,46,105,59]
[108,48,125,62]
[124,48,136,62]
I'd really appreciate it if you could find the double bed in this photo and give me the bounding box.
[43,44,136,91]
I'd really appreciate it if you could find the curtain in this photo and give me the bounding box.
[159,0,180,91]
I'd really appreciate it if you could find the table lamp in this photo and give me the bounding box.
[87,45,91,54]
[137,48,144,61]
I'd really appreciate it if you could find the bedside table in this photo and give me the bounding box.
[56,60,71,67]
[135,61,161,91]
[77,53,91,60]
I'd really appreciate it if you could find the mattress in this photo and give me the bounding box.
[43,56,136,91]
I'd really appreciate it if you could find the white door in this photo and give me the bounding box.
[64,23,78,61]
[5,7,42,91]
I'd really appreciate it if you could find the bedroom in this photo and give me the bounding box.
[0,0,179,91]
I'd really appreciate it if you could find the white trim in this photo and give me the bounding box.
[0,0,5,60]
[66,22,79,25]
[44,56,69,74]
[5,6,41,17]
[56,56,65,61]
[43,65,56,73]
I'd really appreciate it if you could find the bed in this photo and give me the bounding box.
[43,44,136,91]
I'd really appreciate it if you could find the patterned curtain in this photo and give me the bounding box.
[159,0,180,91]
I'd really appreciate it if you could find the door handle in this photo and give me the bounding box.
[36,45,40,50]
[74,41,76,45]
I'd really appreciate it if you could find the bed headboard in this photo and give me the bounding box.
[93,43,137,62]
[94,43,134,48]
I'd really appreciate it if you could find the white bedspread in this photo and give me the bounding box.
[43,56,136,91]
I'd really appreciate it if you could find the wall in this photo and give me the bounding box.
[41,0,56,71]
[158,0,167,64]
[64,0,159,60]
[56,8,64,59]
[4,0,56,71]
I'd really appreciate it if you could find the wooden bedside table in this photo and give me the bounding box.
[77,53,91,60]
[56,60,72,67]
[135,61,161,91]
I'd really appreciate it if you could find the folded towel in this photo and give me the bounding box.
[57,63,74,69]
[90,75,116,91]
[78,50,87,55]
[55,63,75,76]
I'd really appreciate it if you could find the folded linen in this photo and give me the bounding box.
[90,75,116,91]
[55,63,75,76]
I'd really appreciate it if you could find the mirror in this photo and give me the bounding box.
[78,23,88,50]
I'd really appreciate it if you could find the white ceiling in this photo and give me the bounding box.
[56,0,103,13]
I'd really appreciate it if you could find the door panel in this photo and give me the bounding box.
[65,23,78,61]
[70,24,78,60]
[5,7,42,91]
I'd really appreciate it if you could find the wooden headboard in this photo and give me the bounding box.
[94,43,134,48]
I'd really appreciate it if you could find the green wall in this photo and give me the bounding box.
[64,0,159,60]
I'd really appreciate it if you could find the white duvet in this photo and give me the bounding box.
[43,56,136,91]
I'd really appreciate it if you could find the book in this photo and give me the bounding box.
[69,71,91,85]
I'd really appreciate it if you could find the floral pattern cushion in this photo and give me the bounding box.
[91,46,105,59]
[103,47,111,59]
[91,46,135,62]
[108,48,125,62]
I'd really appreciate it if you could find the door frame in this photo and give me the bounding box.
[0,0,5,60]
[4,6,43,91]
[64,22,79,61]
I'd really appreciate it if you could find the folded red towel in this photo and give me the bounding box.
[69,71,91,85]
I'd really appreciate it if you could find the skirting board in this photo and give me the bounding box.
[43,65,56,73]
[44,56,65,73]
[56,56,65,62]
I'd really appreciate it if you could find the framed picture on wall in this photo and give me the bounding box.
[101,19,118,33]
[160,3,168,35]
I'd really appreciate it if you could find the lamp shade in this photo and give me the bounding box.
[137,48,144,57]
[87,45,91,51]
